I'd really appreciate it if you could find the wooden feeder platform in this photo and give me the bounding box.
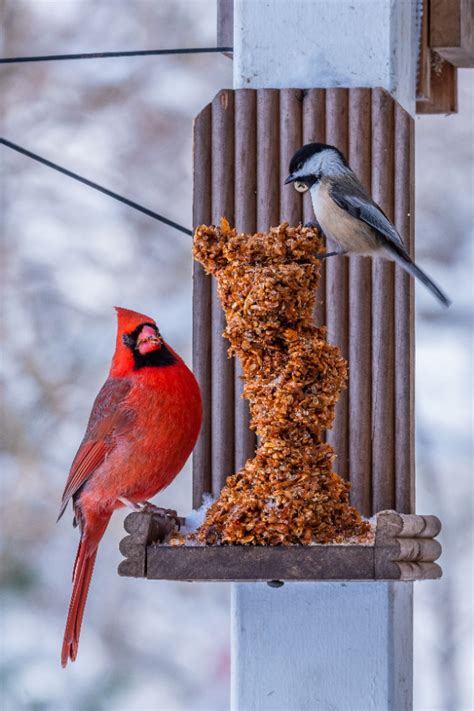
[118,510,442,583]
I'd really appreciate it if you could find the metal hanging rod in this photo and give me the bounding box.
[0,138,193,236]
[0,47,233,64]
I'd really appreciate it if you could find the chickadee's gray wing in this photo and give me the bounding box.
[330,176,405,251]
[330,175,451,307]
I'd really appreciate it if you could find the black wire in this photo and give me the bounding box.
[0,47,233,64]
[0,138,193,236]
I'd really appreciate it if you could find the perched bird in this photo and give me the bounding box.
[285,142,450,306]
[58,307,202,667]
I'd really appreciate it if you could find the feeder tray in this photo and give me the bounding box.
[118,510,441,583]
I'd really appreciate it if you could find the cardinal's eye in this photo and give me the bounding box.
[122,333,135,348]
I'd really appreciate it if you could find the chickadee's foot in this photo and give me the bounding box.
[318,251,347,259]
[304,220,321,229]
[317,250,347,260]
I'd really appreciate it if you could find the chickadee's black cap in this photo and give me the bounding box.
[288,142,348,174]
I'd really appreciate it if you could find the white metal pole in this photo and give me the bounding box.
[231,2,418,709]
[232,582,413,711]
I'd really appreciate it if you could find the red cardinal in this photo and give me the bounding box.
[58,307,202,667]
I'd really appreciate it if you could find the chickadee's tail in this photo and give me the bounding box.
[388,245,451,307]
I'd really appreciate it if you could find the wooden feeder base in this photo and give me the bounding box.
[118,510,442,583]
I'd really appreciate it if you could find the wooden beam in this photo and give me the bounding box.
[417,0,432,102]
[417,53,458,114]
[430,0,474,67]
[147,543,375,582]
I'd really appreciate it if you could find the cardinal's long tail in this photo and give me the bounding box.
[61,514,110,667]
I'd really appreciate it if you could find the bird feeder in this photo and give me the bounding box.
[119,88,442,583]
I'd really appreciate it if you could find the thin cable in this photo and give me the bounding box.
[0,47,233,64]
[1,138,193,235]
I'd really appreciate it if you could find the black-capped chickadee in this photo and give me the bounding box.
[285,143,450,307]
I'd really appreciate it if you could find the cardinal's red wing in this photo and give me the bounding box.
[57,377,134,521]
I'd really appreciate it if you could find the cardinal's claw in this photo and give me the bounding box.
[139,503,183,529]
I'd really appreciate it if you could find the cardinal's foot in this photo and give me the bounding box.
[140,503,183,529]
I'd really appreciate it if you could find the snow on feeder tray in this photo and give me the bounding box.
[118,221,442,583]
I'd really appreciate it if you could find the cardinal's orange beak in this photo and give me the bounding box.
[136,325,162,355]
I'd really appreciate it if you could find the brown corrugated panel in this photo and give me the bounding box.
[302,89,326,328]
[371,88,396,513]
[279,89,303,226]
[192,88,414,516]
[347,88,373,516]
[192,104,212,508]
[256,89,280,230]
[394,103,415,513]
[211,90,235,497]
[234,89,258,471]
[325,89,350,482]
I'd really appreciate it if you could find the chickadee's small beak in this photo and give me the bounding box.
[285,175,308,193]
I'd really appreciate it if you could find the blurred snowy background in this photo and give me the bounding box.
[0,1,472,710]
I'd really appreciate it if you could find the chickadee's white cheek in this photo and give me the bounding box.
[294,181,308,193]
